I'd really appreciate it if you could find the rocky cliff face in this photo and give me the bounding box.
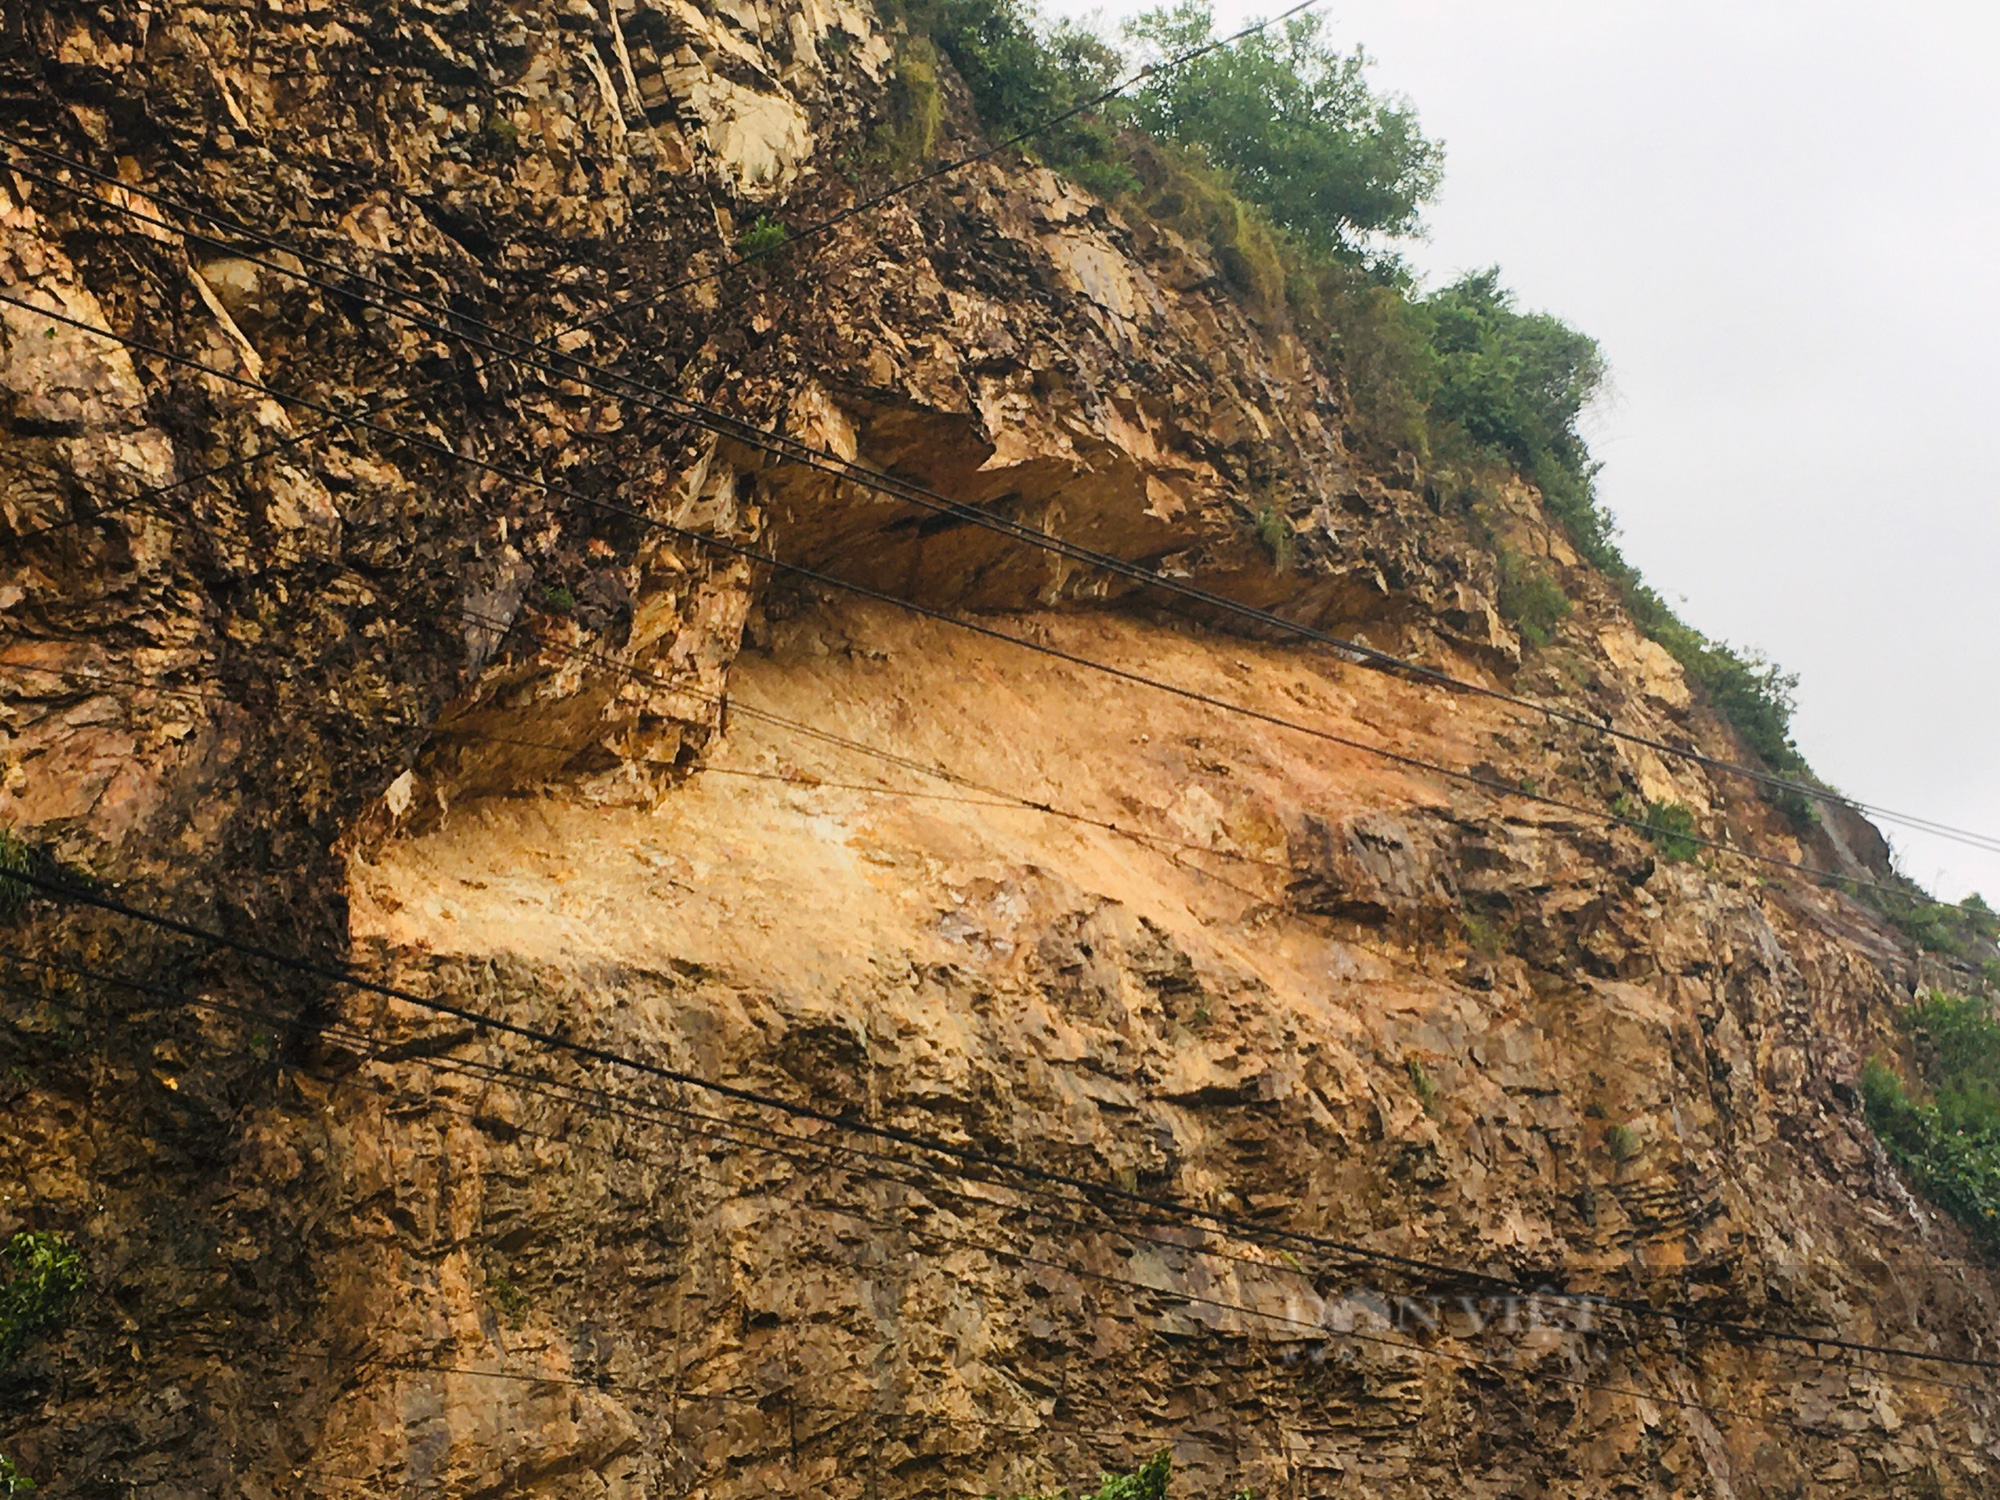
[1,2,1995,1496]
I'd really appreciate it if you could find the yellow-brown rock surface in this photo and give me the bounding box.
[0,2,1994,1495]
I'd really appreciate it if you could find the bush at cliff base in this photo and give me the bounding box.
[1015,1452,1173,1500]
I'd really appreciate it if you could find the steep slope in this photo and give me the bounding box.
[0,1,1994,1496]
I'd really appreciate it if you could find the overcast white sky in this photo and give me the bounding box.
[1048,0,2000,902]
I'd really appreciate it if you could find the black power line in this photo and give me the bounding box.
[6,952,1992,1461]
[7,863,1995,1377]
[8,138,1994,862]
[10,953,1993,1426]
[2,289,1988,931]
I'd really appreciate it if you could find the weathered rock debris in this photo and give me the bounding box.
[0,2,1995,1496]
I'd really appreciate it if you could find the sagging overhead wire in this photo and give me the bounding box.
[0,0,1327,375]
[6,136,1996,863]
[8,948,1995,1411]
[6,861,1997,1378]
[0,288,1988,933]
[7,942,1997,1476]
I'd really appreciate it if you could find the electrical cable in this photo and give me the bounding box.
[9,141,1995,863]
[6,958,1992,1464]
[0,600,1979,935]
[0,403,410,552]
[6,864,1995,1377]
[1,289,1988,933]
[0,1,1326,363]
[9,957,1992,1437]
[5,23,1993,1484]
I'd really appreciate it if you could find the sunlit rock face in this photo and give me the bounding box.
[0,3,1993,1497]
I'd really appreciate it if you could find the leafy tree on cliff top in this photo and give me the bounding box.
[1421,270,1605,487]
[910,0,1441,255]
[1126,1,1442,255]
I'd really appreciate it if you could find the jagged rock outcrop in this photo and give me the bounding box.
[1,2,1995,1496]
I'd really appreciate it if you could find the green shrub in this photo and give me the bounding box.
[1460,909,1506,957]
[1903,992,2000,1136]
[1061,153,1142,200]
[1612,795,1699,863]
[0,1452,34,1497]
[1862,995,2000,1252]
[1420,270,1604,484]
[1603,1123,1642,1163]
[1297,262,1435,454]
[1014,1451,1173,1500]
[1405,1056,1440,1116]
[0,827,31,910]
[1631,798,1699,864]
[1123,135,1288,312]
[735,216,790,263]
[1878,890,2000,960]
[488,1264,531,1328]
[1127,3,1441,257]
[0,1231,85,1363]
[482,112,521,154]
[541,584,577,615]
[1494,546,1570,648]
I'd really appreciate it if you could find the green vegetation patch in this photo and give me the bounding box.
[0,827,31,911]
[903,0,1127,179]
[0,1452,35,1497]
[1251,503,1291,566]
[1614,796,1699,864]
[735,215,790,263]
[1,1231,85,1363]
[1009,1451,1256,1499]
[1862,992,2000,1253]
[1603,1122,1643,1164]
[1012,1452,1173,1500]
[1494,545,1570,649]
[1875,888,2000,960]
[1125,3,1441,256]
[874,35,946,170]
[1405,1055,1440,1116]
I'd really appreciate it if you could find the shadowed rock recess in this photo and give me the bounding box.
[0,2,1994,1496]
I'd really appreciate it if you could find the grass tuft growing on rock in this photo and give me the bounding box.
[0,827,31,911]
[1603,1123,1643,1164]
[1406,1056,1440,1116]
[735,215,790,263]
[1,1231,85,1364]
[1251,503,1291,567]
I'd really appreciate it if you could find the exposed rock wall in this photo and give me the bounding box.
[0,2,1994,1496]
